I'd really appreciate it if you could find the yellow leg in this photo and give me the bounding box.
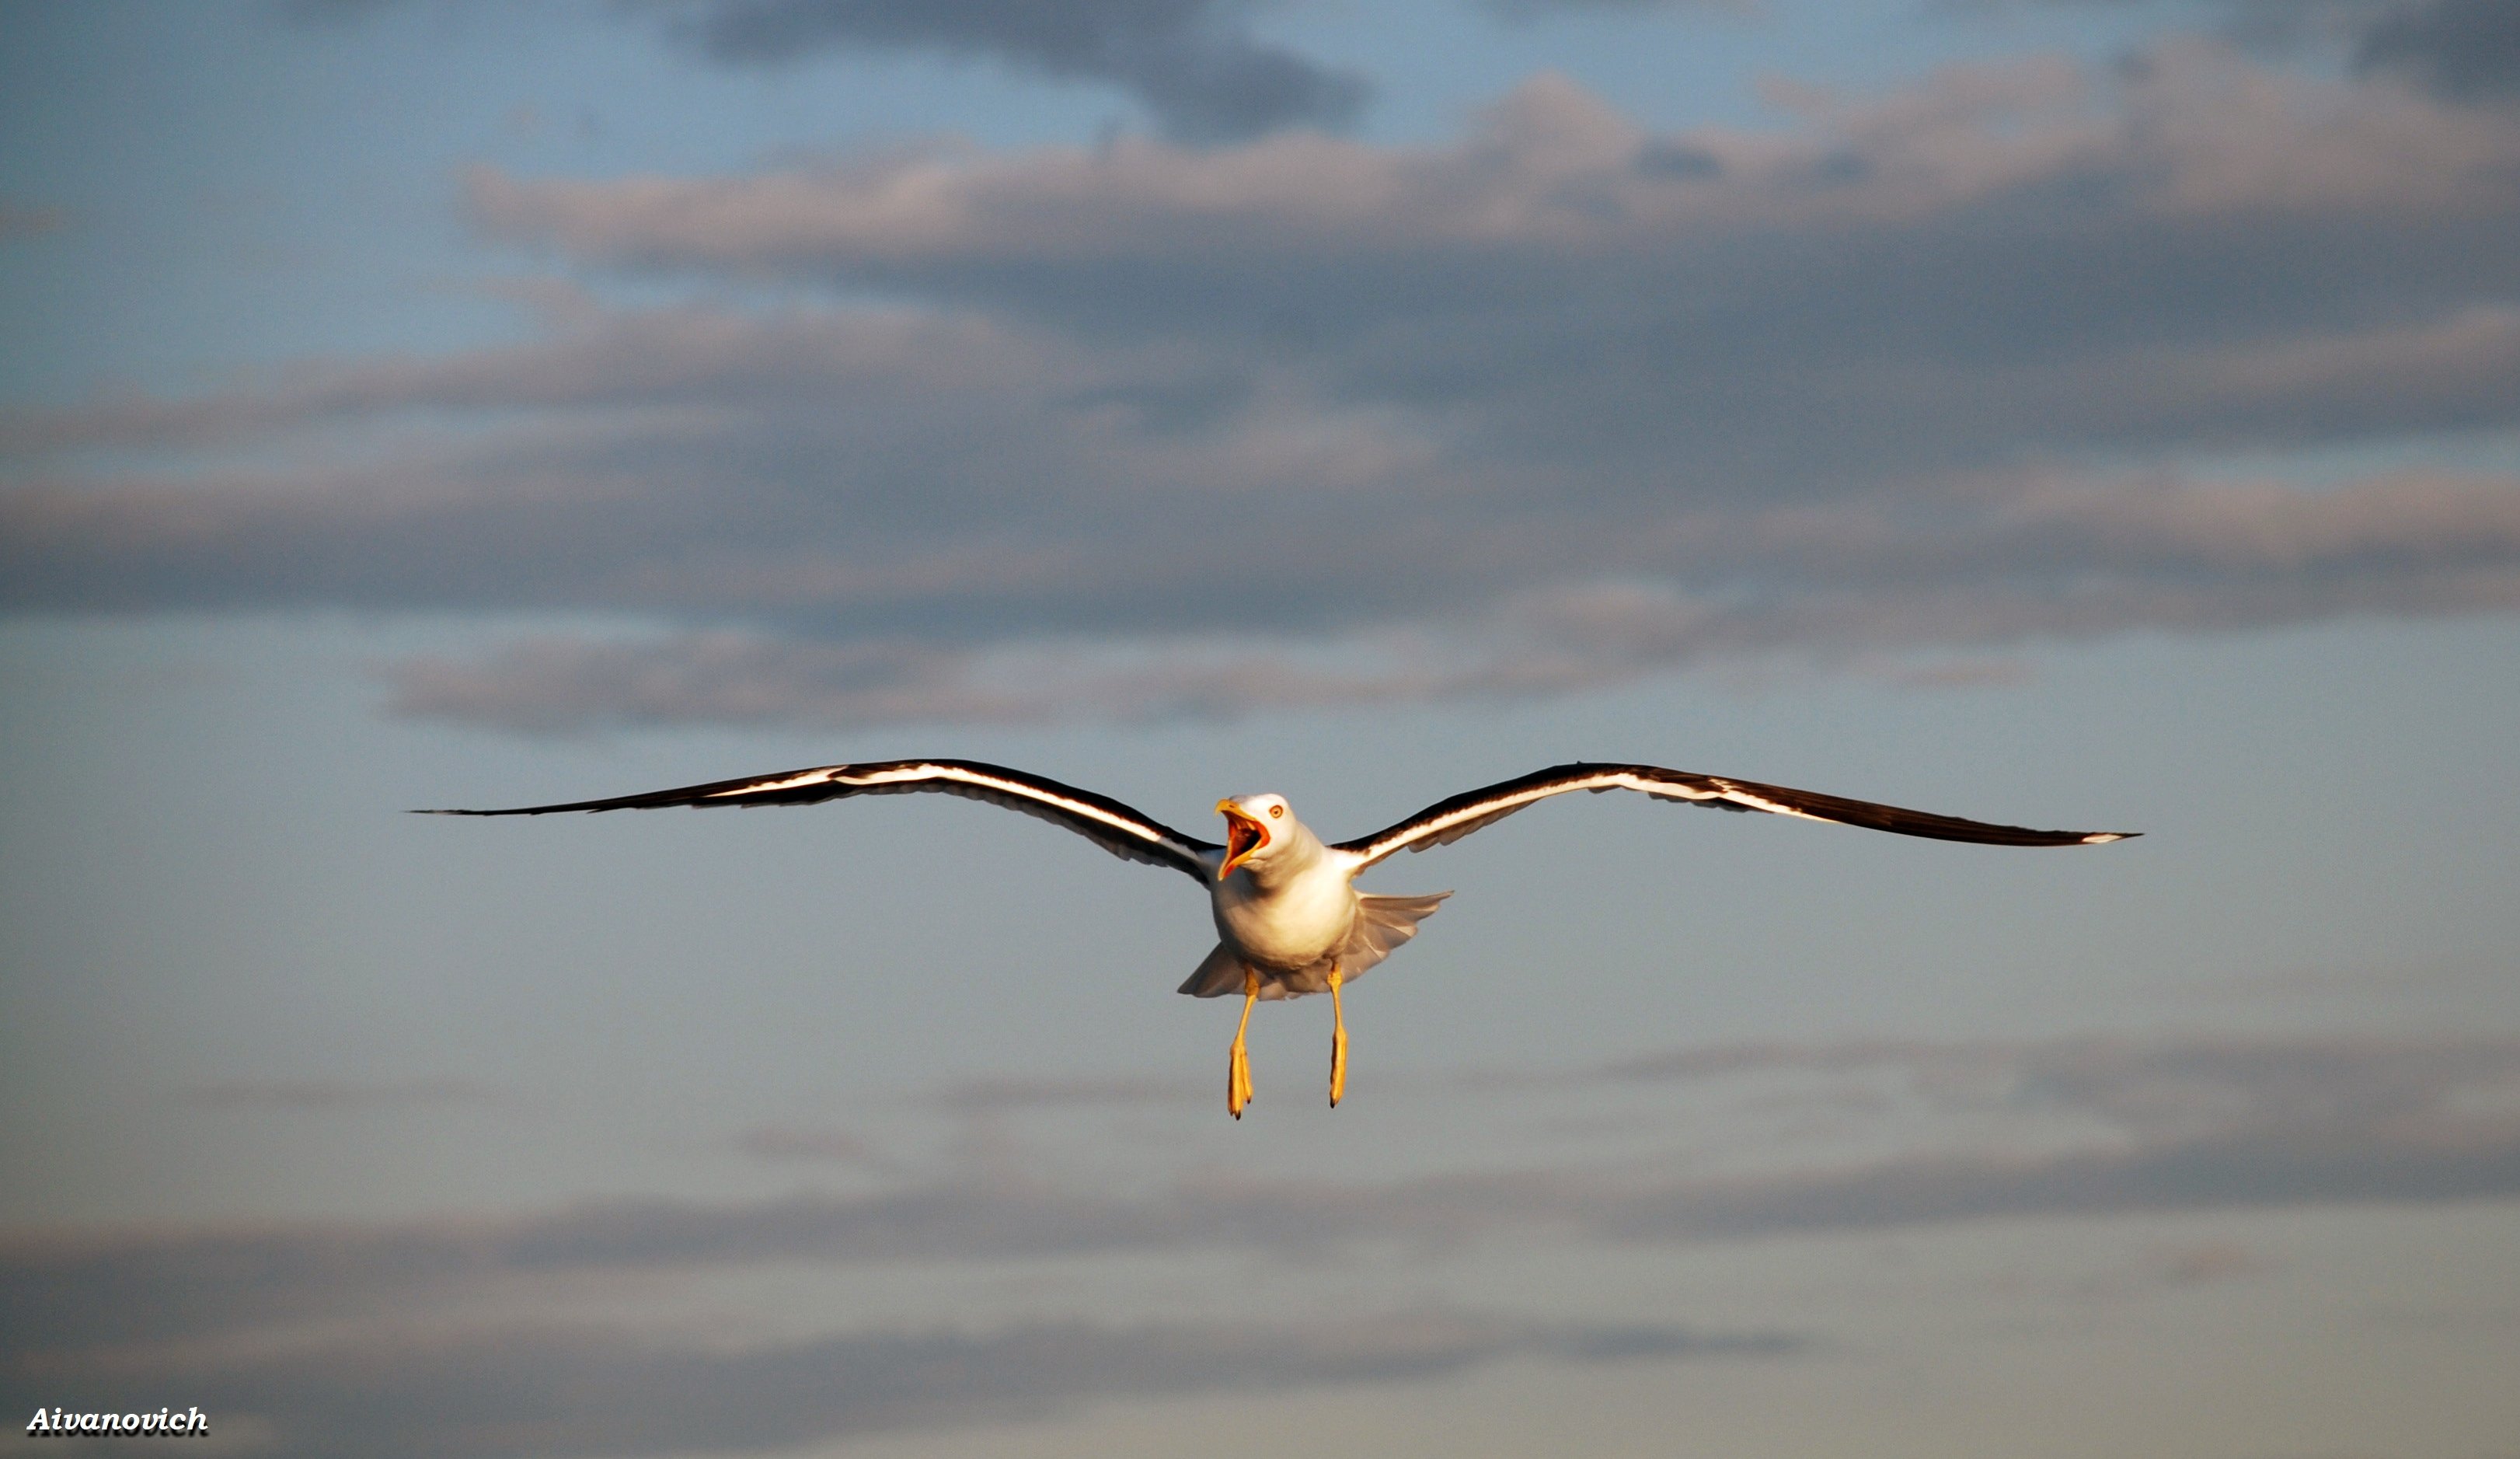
[1228,966,1259,1119]
[1327,962,1347,1108]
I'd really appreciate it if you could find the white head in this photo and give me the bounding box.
[1214,793,1296,881]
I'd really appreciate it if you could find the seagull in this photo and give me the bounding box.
[424,759,2134,1117]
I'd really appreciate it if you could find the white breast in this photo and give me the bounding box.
[1211,854,1359,971]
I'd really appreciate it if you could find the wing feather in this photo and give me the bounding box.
[1335,762,2135,868]
[419,759,1222,882]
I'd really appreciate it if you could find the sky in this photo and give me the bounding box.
[1,1,2517,1455]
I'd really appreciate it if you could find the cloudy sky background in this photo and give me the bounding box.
[3,1,2518,1455]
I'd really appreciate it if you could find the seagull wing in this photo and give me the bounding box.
[420,758,1223,883]
[1335,762,2137,869]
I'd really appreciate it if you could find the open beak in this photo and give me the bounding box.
[1216,799,1270,881]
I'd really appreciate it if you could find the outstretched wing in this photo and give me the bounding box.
[1336,762,2136,869]
[420,758,1222,883]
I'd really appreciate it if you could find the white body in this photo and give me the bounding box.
[1183,797,1448,1001]
[1211,820,1363,972]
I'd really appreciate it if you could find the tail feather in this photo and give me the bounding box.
[1283,892,1451,994]
[1178,942,1257,998]
[1335,892,1450,983]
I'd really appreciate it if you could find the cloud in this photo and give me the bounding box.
[1876,655,2035,689]
[2354,0,2520,100]
[730,1122,892,1166]
[633,0,1372,142]
[462,57,2520,326]
[371,466,2520,731]
[272,0,415,21]
[1601,1114,2520,1237]
[0,202,69,241]
[6,54,2518,730]
[1964,0,2520,103]
[1480,0,1753,18]
[9,1032,2518,1447]
[187,1078,502,1112]
[2148,1237,2274,1286]
[12,1033,2506,1455]
[9,1034,2514,1356]
[2,1311,1787,1459]
[277,0,1371,142]
[1945,0,2382,45]
[924,1071,1211,1113]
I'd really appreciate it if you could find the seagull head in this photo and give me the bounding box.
[1215,794,1292,881]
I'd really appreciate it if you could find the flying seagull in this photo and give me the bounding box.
[425,759,2135,1117]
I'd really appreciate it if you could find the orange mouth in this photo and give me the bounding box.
[1217,800,1270,880]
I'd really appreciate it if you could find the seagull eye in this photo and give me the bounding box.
[1268,805,1283,818]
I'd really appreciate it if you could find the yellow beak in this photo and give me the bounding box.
[1216,799,1270,881]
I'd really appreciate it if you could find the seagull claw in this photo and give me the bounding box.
[1228,965,1260,1120]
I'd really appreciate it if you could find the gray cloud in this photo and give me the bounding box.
[274,0,420,20]
[278,0,1371,141]
[9,1034,2514,1357]
[3,1311,1783,1459]
[2355,0,2520,100]
[629,0,1372,141]
[6,54,2518,730]
[1481,0,1752,18]
[0,202,70,241]
[925,1071,1211,1113]
[458,59,2520,374]
[371,467,2520,731]
[1962,0,2520,103]
[187,1078,502,1112]
[731,1124,881,1161]
[1943,0,2384,45]
[1609,1122,2520,1237]
[8,1031,2515,1454]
